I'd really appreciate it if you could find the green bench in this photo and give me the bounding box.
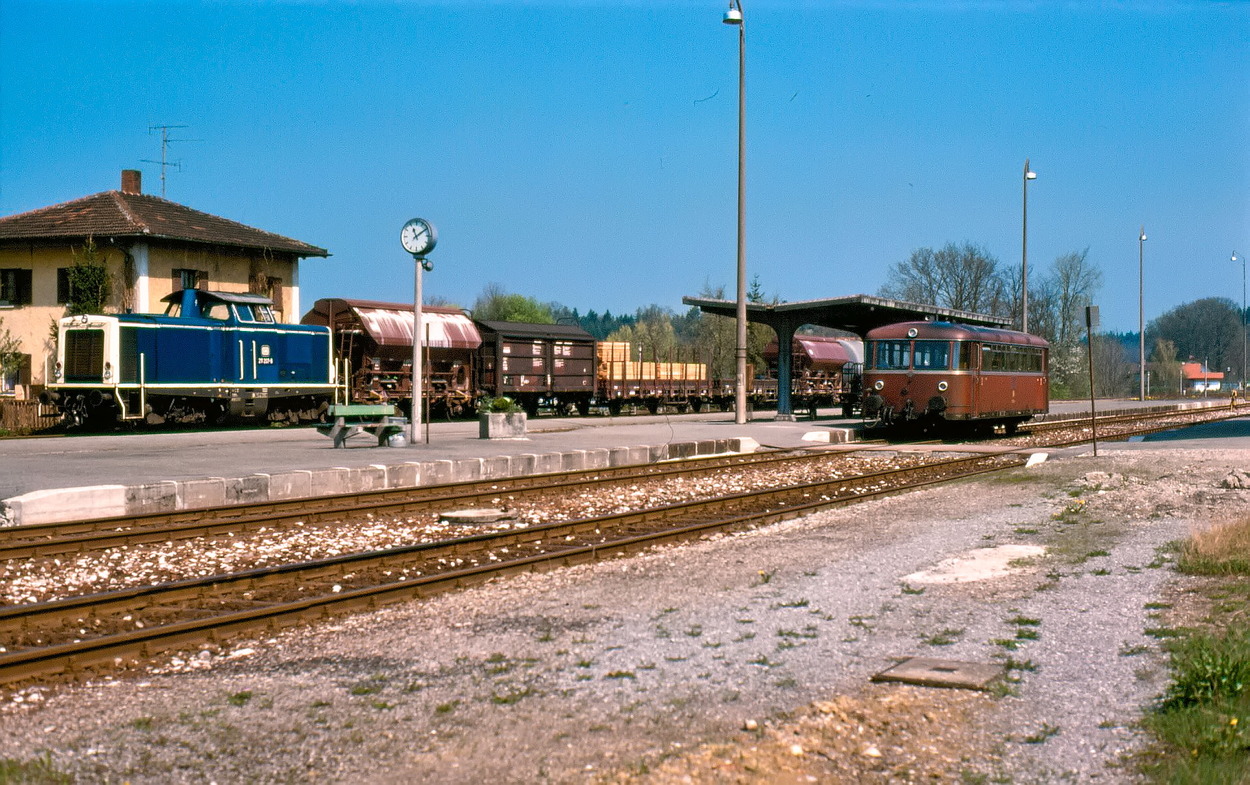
[316,404,408,448]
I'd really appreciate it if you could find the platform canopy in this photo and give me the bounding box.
[680,293,1011,419]
[680,293,1009,338]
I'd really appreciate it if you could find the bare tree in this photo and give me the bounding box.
[879,242,1005,314]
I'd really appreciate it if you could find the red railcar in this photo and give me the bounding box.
[861,321,1048,434]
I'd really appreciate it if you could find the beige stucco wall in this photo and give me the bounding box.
[0,241,303,397]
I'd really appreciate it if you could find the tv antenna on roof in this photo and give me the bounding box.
[141,124,200,197]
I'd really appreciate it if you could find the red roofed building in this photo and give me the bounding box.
[1181,361,1224,394]
[0,170,327,397]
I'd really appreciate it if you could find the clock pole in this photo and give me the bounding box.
[412,257,423,444]
[400,218,437,445]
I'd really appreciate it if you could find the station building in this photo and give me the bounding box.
[0,170,327,399]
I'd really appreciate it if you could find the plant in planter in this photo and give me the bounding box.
[477,396,527,439]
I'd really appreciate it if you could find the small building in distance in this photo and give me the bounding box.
[1181,361,1224,394]
[0,170,328,399]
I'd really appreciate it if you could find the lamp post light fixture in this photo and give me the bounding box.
[1138,226,1146,401]
[1235,251,1245,392]
[723,0,748,424]
[1021,159,1037,333]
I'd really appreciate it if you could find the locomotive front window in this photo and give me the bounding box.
[912,341,951,370]
[872,340,911,370]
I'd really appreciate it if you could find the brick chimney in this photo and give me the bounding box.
[121,169,142,195]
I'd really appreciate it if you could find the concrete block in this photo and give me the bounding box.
[307,468,352,497]
[347,465,386,493]
[225,475,270,505]
[452,458,484,483]
[126,481,179,515]
[179,478,227,511]
[534,453,563,475]
[512,454,540,476]
[667,441,696,460]
[584,448,610,470]
[481,455,511,480]
[386,462,421,489]
[268,471,313,501]
[422,460,454,487]
[731,437,761,453]
[560,450,587,472]
[4,485,127,526]
[648,444,668,463]
[608,446,634,467]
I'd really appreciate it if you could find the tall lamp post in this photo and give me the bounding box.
[1138,226,1146,400]
[1235,251,1245,392]
[1021,159,1037,333]
[723,0,747,424]
[400,217,437,445]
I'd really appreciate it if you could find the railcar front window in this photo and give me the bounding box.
[872,340,911,370]
[912,340,951,370]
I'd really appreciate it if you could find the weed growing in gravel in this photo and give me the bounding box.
[1010,616,1041,627]
[775,598,810,609]
[1003,657,1038,673]
[921,628,965,646]
[900,583,926,595]
[1119,643,1151,657]
[756,570,775,585]
[992,638,1019,651]
[1015,526,1039,535]
[654,624,671,639]
[604,671,636,680]
[733,631,756,642]
[130,717,154,731]
[1139,515,1250,783]
[848,615,874,629]
[684,625,703,638]
[372,700,396,710]
[227,691,253,706]
[311,699,332,707]
[435,700,459,714]
[348,682,384,697]
[0,754,70,784]
[748,654,780,668]
[1015,628,1039,641]
[1091,567,1112,576]
[491,687,535,705]
[576,658,594,668]
[775,677,799,688]
[1022,723,1061,743]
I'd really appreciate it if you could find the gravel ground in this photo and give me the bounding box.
[2,446,1246,783]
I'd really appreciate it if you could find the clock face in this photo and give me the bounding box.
[401,218,437,256]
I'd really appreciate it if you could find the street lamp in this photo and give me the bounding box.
[723,0,747,424]
[1021,159,1036,333]
[1235,251,1245,392]
[1138,226,1146,400]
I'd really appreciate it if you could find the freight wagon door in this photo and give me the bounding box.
[551,341,594,393]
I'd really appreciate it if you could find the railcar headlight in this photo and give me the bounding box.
[937,381,949,392]
[54,362,63,381]
[103,362,113,381]
[873,380,885,391]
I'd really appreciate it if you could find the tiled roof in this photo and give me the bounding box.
[0,190,328,257]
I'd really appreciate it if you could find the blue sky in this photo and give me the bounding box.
[1,0,1247,332]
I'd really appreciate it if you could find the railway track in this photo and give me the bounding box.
[0,452,1021,686]
[2,402,1244,687]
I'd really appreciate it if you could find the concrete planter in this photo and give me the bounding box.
[479,412,527,439]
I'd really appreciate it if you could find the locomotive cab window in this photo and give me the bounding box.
[204,303,231,321]
[872,340,911,370]
[912,340,951,370]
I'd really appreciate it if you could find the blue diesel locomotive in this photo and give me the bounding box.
[42,289,336,427]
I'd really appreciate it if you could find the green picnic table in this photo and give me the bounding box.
[316,404,408,448]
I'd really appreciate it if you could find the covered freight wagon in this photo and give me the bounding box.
[302,298,482,418]
[474,320,596,415]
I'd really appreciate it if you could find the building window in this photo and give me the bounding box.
[173,268,207,291]
[0,269,32,307]
[0,354,29,395]
[56,268,71,304]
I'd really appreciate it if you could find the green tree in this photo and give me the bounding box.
[0,316,22,386]
[65,237,112,315]
[472,283,555,323]
[1146,298,1241,380]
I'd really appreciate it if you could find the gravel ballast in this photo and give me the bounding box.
[2,446,1244,783]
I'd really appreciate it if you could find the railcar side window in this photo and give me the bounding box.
[912,341,951,370]
[955,343,973,370]
[980,344,1044,373]
[204,303,231,320]
[872,340,911,370]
